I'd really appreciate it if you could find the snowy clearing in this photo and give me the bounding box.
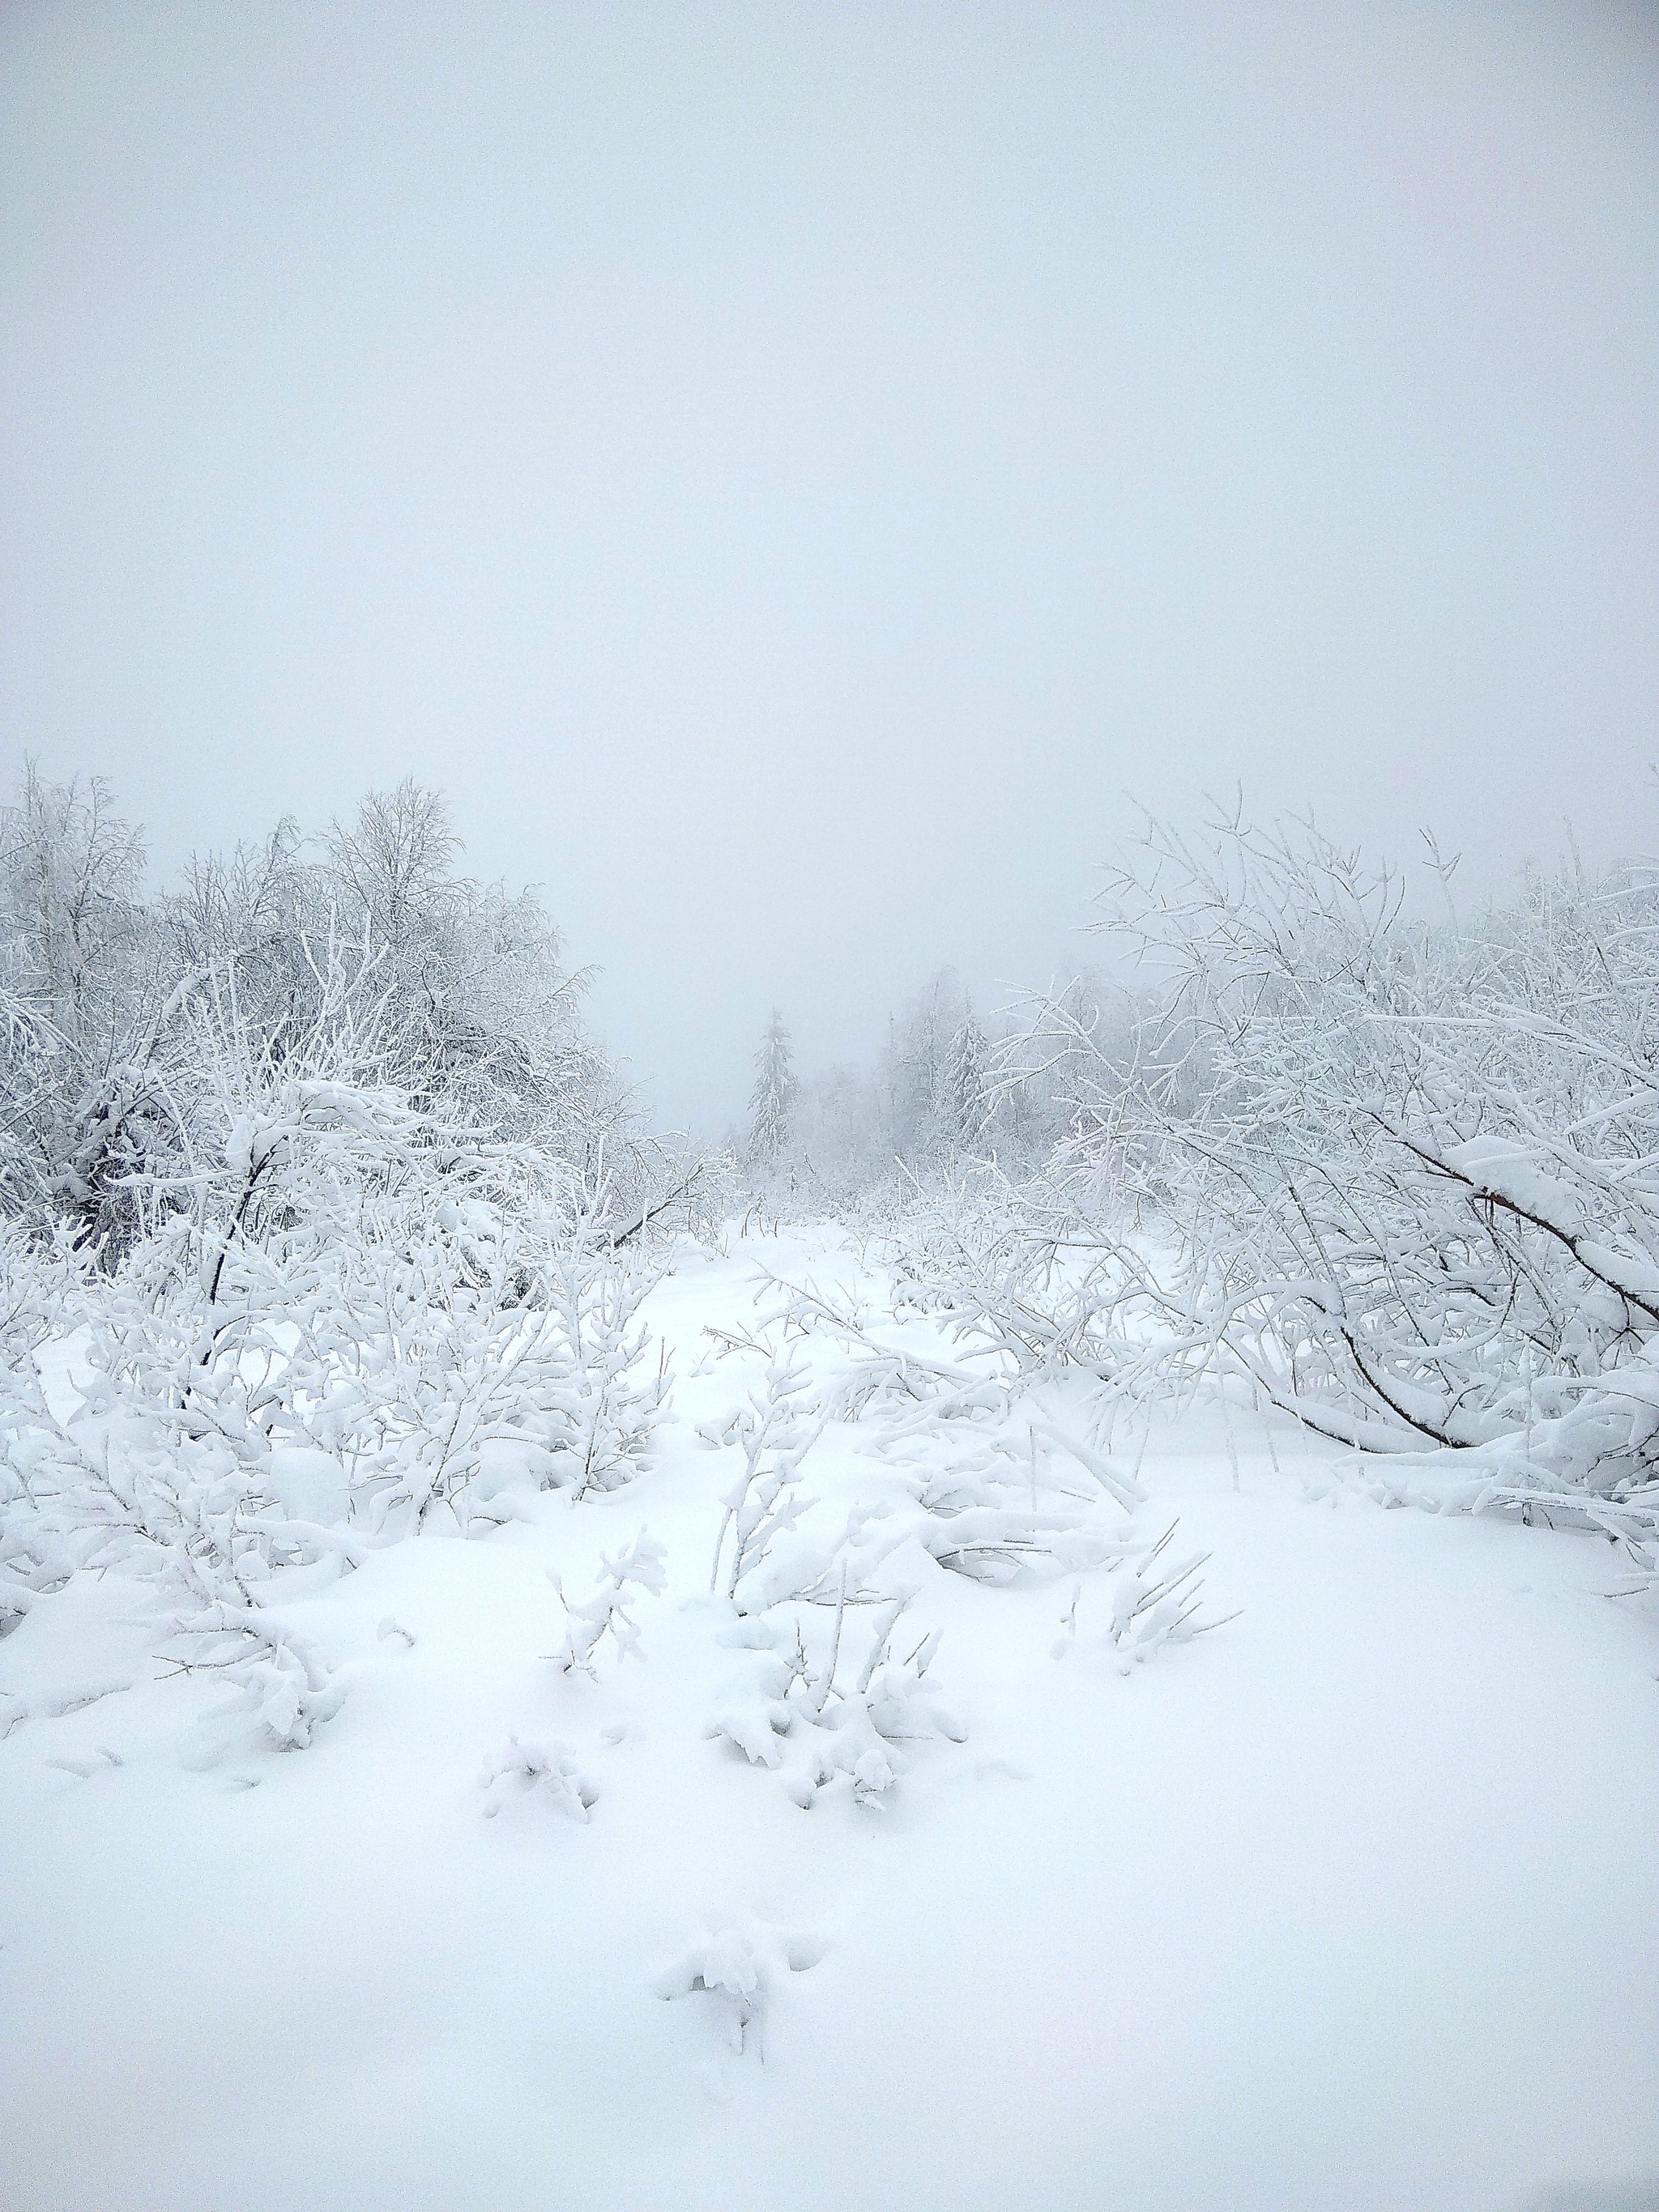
[2,1225,1655,2212]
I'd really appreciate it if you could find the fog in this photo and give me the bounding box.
[2,0,1655,1132]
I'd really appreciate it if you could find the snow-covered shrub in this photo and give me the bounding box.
[906,1435,1147,1583]
[1050,1520,1235,1673]
[878,1174,1133,1384]
[535,1238,672,1499]
[0,1048,402,1740]
[706,1350,825,1605]
[1008,805,1659,1563]
[75,978,665,1521]
[724,1268,1012,1434]
[651,1920,825,2058]
[706,1579,965,1810]
[0,920,680,1751]
[479,1737,598,1822]
[551,1531,667,1676]
[692,1338,968,1806]
[0,1225,97,1634]
[699,1243,1173,1670]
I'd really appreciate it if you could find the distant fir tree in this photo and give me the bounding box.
[747,1009,800,1170]
[941,1004,988,1149]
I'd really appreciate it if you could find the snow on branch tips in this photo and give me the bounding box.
[0,769,687,1758]
[551,1531,667,1677]
[996,803,1659,1571]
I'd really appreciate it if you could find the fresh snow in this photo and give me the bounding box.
[1,1226,1656,2212]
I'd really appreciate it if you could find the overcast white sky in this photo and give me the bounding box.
[2,2,1656,1130]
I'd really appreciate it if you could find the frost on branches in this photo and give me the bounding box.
[995,803,1659,1583]
[0,774,682,1756]
[0,769,664,1264]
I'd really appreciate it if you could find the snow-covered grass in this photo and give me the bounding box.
[1,1225,1656,2212]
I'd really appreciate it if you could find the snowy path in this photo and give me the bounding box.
[1,1227,1656,2212]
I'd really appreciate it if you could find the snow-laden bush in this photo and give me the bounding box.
[1050,1520,1236,1673]
[551,1530,667,1676]
[690,1255,1226,1809]
[693,1349,967,1807]
[479,1737,598,1822]
[879,1174,1132,1383]
[652,1920,825,2059]
[705,1349,825,1605]
[705,1577,965,1812]
[0,960,676,1753]
[1004,804,1659,1577]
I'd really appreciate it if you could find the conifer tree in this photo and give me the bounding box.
[942,1004,987,1150]
[747,1009,800,1170]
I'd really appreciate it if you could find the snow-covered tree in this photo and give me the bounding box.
[0,765,654,1252]
[0,766,181,1258]
[940,1003,988,1152]
[747,1010,800,1173]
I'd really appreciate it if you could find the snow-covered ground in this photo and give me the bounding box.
[2,1226,1656,2212]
